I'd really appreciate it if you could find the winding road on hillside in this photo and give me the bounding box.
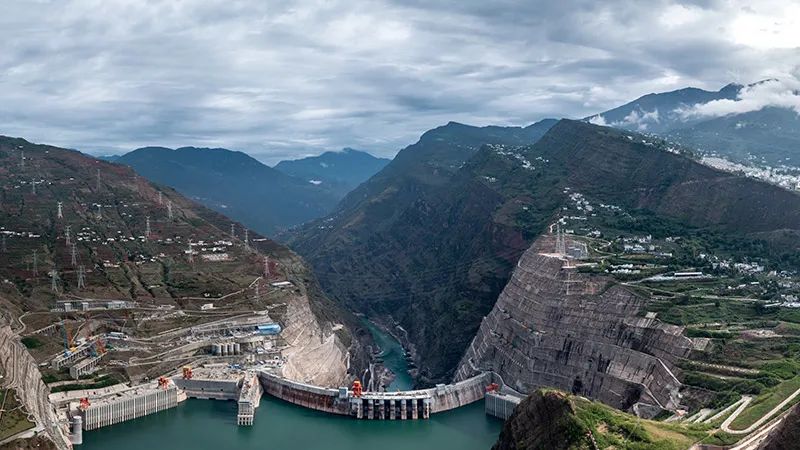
[720,387,800,435]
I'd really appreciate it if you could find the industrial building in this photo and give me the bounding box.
[69,354,104,379]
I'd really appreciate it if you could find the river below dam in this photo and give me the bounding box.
[80,324,503,450]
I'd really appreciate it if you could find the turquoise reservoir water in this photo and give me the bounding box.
[363,320,414,391]
[81,397,502,450]
[81,324,502,449]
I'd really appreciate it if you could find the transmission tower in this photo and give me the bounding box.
[158,191,163,205]
[31,179,36,195]
[167,200,173,220]
[71,243,77,267]
[57,202,63,219]
[145,216,151,239]
[77,265,86,289]
[264,256,270,279]
[230,223,235,239]
[32,250,38,276]
[65,225,71,246]
[555,224,566,256]
[50,267,60,293]
[244,229,249,250]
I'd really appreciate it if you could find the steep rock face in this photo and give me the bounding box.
[457,238,698,416]
[492,390,590,450]
[757,403,800,450]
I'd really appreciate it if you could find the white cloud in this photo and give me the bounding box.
[590,108,660,131]
[0,0,798,163]
[588,114,608,126]
[676,78,800,119]
[615,109,660,131]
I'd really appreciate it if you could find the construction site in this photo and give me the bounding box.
[0,138,354,448]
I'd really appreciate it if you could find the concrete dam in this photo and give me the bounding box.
[258,371,493,420]
[455,239,706,418]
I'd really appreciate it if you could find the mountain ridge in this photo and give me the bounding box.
[116,145,340,236]
[273,147,390,198]
[587,80,800,165]
[287,118,800,384]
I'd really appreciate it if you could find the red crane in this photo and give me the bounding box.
[157,377,170,389]
[352,380,363,397]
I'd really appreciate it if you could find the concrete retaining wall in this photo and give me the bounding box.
[259,372,350,415]
[172,377,240,400]
[429,372,490,413]
[485,392,521,420]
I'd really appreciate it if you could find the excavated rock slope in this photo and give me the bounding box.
[456,238,701,417]
[757,403,800,450]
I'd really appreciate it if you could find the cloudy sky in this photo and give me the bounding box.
[1,0,799,163]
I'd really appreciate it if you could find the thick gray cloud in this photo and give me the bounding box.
[1,0,798,163]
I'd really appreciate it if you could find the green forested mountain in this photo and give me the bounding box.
[273,148,390,198]
[117,146,340,236]
[288,119,800,384]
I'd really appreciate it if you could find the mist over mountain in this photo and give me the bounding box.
[588,79,800,165]
[117,146,341,236]
[273,148,390,198]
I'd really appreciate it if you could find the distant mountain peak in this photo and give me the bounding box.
[273,148,391,198]
[587,79,800,165]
